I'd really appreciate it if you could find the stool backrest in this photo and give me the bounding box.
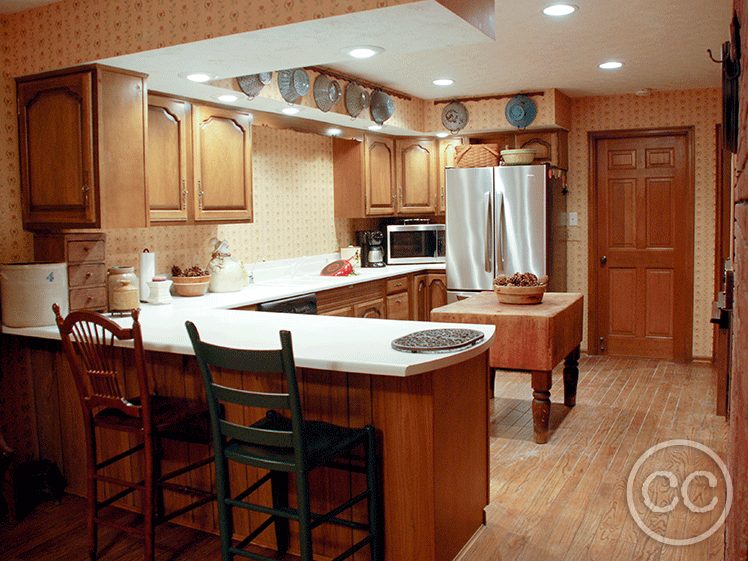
[185,323,305,462]
[53,304,151,423]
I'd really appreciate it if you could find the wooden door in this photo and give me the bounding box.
[396,138,436,214]
[590,130,693,360]
[364,135,395,215]
[148,95,190,222]
[17,71,96,228]
[193,104,253,222]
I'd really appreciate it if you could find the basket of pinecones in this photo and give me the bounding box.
[493,272,549,304]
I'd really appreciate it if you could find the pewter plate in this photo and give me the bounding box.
[391,328,485,353]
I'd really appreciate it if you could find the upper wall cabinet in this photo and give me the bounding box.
[17,64,148,230]
[436,137,464,215]
[147,94,253,224]
[460,130,569,170]
[192,104,253,222]
[333,134,396,218]
[395,138,437,215]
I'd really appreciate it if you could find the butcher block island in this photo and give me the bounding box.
[1,287,495,561]
[431,292,584,444]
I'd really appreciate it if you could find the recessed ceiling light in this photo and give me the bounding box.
[635,88,653,96]
[543,4,577,16]
[436,132,450,138]
[433,79,454,86]
[368,124,383,131]
[180,72,217,82]
[342,46,384,59]
[216,94,238,103]
[599,61,623,70]
[282,107,300,115]
[327,128,342,136]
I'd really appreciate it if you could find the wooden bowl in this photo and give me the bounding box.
[171,275,210,297]
[493,284,547,304]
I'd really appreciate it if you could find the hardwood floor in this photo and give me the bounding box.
[0,356,726,561]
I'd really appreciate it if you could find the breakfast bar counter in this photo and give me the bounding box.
[1,281,493,561]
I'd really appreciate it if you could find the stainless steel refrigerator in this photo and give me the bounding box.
[445,165,565,302]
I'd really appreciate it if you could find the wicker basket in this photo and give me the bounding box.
[493,284,547,305]
[454,144,501,168]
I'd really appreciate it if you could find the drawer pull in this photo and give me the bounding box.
[85,272,92,278]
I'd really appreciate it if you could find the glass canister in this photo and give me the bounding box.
[107,266,139,311]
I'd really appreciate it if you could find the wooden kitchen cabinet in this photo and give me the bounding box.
[354,298,385,319]
[148,94,190,222]
[16,64,148,230]
[33,232,107,312]
[386,275,411,320]
[317,279,386,318]
[460,130,568,170]
[437,137,464,214]
[192,103,253,222]
[333,135,396,218]
[395,138,437,214]
[414,272,447,321]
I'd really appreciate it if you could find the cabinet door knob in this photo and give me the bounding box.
[600,255,607,265]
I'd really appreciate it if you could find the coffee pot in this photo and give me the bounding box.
[365,231,385,268]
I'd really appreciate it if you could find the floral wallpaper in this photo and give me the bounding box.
[568,88,721,359]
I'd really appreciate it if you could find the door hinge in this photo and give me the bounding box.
[599,336,605,352]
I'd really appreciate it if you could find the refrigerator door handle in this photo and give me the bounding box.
[485,191,493,273]
[495,191,503,275]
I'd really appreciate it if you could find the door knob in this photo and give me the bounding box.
[600,256,607,265]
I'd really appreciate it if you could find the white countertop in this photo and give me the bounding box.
[1,260,495,377]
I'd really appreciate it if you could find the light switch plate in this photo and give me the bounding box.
[568,212,578,226]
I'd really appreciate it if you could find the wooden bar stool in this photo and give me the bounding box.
[186,323,382,561]
[53,305,215,561]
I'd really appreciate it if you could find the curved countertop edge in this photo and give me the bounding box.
[2,263,496,377]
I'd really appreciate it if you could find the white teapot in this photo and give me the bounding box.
[207,238,244,293]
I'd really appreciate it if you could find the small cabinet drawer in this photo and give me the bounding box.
[386,293,409,321]
[67,239,106,263]
[69,287,107,311]
[386,276,408,295]
[68,264,107,288]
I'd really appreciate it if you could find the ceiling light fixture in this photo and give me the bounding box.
[342,45,384,59]
[543,4,577,16]
[327,128,342,136]
[436,132,450,138]
[635,88,653,96]
[599,61,623,70]
[433,79,454,86]
[282,107,300,115]
[180,72,217,82]
[216,94,238,103]
[368,124,383,131]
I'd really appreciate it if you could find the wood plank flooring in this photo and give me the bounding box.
[0,356,727,561]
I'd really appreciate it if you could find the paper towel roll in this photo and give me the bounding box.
[139,250,155,302]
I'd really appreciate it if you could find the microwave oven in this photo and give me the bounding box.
[386,224,445,264]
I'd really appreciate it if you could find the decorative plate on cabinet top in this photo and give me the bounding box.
[278,68,310,103]
[505,94,536,129]
[442,101,469,133]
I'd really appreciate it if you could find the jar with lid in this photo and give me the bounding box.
[111,279,140,312]
[107,266,139,311]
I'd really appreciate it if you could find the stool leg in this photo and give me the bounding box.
[144,435,157,561]
[296,470,312,561]
[270,471,290,555]
[85,418,98,560]
[215,454,233,561]
[366,426,382,561]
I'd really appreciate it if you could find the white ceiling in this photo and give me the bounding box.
[2,0,733,127]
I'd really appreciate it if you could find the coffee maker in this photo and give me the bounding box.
[355,230,386,268]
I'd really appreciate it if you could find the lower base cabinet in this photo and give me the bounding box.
[414,272,447,321]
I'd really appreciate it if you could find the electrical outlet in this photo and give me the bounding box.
[568,212,578,226]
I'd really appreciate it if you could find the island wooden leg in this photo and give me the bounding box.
[563,345,581,407]
[531,370,552,444]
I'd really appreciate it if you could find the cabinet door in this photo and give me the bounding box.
[364,135,396,215]
[354,298,385,319]
[396,138,437,214]
[148,96,190,222]
[437,138,464,215]
[414,273,429,321]
[18,71,96,228]
[427,274,447,319]
[319,306,355,317]
[193,104,253,222]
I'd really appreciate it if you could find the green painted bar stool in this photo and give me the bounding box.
[186,322,381,561]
